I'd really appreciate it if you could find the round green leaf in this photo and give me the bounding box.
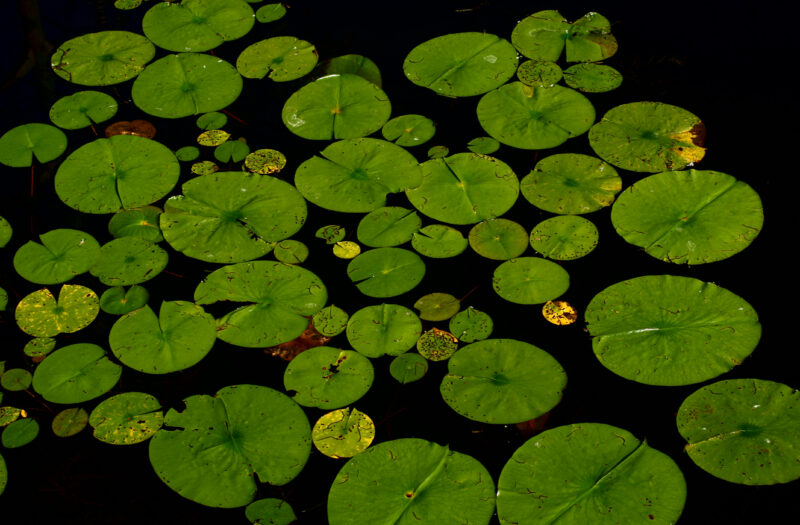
[406,153,519,225]
[108,206,164,242]
[149,384,311,507]
[511,10,618,63]
[196,111,227,130]
[677,379,800,485]
[312,305,349,337]
[49,91,118,130]
[585,275,761,386]
[90,237,168,286]
[312,408,375,459]
[0,288,6,311]
[381,114,436,147]
[273,240,308,264]
[516,59,562,87]
[1,369,32,391]
[414,293,460,322]
[563,63,623,92]
[316,225,345,244]
[390,353,429,384]
[611,170,763,264]
[89,392,163,445]
[175,146,200,161]
[346,303,422,358]
[469,218,528,260]
[347,247,425,298]
[246,498,296,525]
[0,453,6,495]
[588,102,706,172]
[2,419,39,448]
[23,337,57,359]
[214,140,250,163]
[0,216,11,248]
[441,338,566,424]
[411,224,468,258]
[142,0,255,52]
[255,3,287,23]
[132,53,243,119]
[403,32,518,97]
[55,135,179,214]
[357,207,421,248]
[328,438,496,525]
[317,54,382,87]
[52,407,89,438]
[0,123,67,167]
[50,31,155,86]
[237,37,317,81]
[477,82,595,150]
[194,261,327,348]
[417,328,458,361]
[13,229,100,285]
[15,285,100,337]
[282,74,391,140]
[466,136,499,154]
[284,347,374,409]
[449,307,493,343]
[32,343,122,404]
[100,285,149,315]
[520,153,621,214]
[529,215,599,260]
[114,0,141,10]
[497,423,685,525]
[161,171,306,263]
[492,257,569,305]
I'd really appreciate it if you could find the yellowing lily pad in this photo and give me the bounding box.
[312,407,375,459]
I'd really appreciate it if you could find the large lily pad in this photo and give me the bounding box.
[405,153,519,225]
[346,303,422,358]
[497,423,686,525]
[50,31,155,85]
[347,248,425,298]
[15,285,99,337]
[90,237,168,286]
[492,257,570,304]
[403,32,518,97]
[142,0,255,52]
[440,338,566,424]
[0,123,67,167]
[89,391,163,445]
[284,347,374,409]
[13,229,100,285]
[585,275,761,386]
[511,10,618,63]
[149,384,311,508]
[49,91,118,130]
[611,170,763,264]
[237,37,317,81]
[194,261,327,348]
[161,171,306,263]
[32,343,122,404]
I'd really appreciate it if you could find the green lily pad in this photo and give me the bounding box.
[191,160,219,175]
[469,218,528,260]
[492,257,570,305]
[114,0,141,10]
[328,438,496,525]
[449,307,493,343]
[520,153,621,214]
[381,114,436,147]
[52,407,89,437]
[175,146,200,161]
[511,10,618,63]
[49,91,118,129]
[585,275,761,386]
[255,3,286,23]
[1,369,32,391]
[54,134,179,214]
[196,111,227,130]
[2,418,39,448]
[237,37,317,81]
[284,347,374,409]
[32,343,122,404]
[312,305,349,337]
[149,384,311,507]
[0,453,4,494]
[15,285,99,337]
[317,54,382,87]
[108,206,163,242]
[89,392,163,445]
[90,237,168,286]
[417,328,458,361]
[497,423,686,525]
[357,207,421,248]
[0,216,11,247]
[406,153,519,225]
[563,63,623,93]
[23,337,57,359]
[403,32,518,97]
[346,303,422,358]
[516,59,562,87]
[389,353,428,384]
[100,285,149,315]
[411,224,468,258]
[677,379,800,485]
[142,0,255,52]
[611,170,763,264]
[466,136,499,154]
[295,138,421,213]
[0,123,67,167]
[441,338,566,424]
[588,102,706,172]
[109,300,216,374]
[214,140,250,163]
[316,225,345,244]
[427,145,449,159]
[50,31,155,85]
[529,215,599,260]
[347,247,425,298]
[273,240,308,264]
[414,293,460,322]
[132,53,243,119]
[477,82,595,150]
[161,171,306,263]
[282,74,391,140]
[194,261,327,348]
[246,498,296,525]
[13,229,100,285]
[312,408,375,459]
[0,288,6,311]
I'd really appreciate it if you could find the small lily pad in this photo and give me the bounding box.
[312,305,349,337]
[214,140,250,163]
[32,343,122,404]
[563,63,623,92]
[466,136,499,154]
[49,91,118,130]
[469,218,528,260]
[529,215,599,260]
[0,407,21,427]
[100,285,149,315]
[15,285,100,337]
[411,224,468,258]
[255,3,286,23]
[237,37,317,81]
[427,145,449,158]
[246,499,296,525]
[542,300,578,325]
[516,59,562,87]
[389,353,428,384]
[52,407,89,437]
[2,418,39,448]
[492,257,570,305]
[316,225,345,244]
[142,0,255,52]
[0,453,6,494]
[0,217,11,247]
[90,237,168,286]
[381,114,436,147]
[317,54,382,87]
[89,391,163,445]
[23,337,57,359]
[0,123,67,167]
[357,207,421,248]
[175,146,200,161]
[511,10,618,63]
[312,407,375,459]
[285,347,374,409]
[50,30,155,86]
[108,206,163,242]
[333,241,361,259]
[414,293,460,322]
[417,328,458,361]
[13,229,100,285]
[347,247,425,298]
[346,303,422,358]
[191,160,219,175]
[273,240,308,264]
[244,148,286,174]
[197,129,230,146]
[448,307,493,343]
[1,369,32,391]
[196,112,227,130]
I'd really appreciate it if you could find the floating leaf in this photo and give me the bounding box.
[492,257,570,305]
[357,207,420,248]
[197,129,230,146]
[449,307,493,342]
[237,37,317,81]
[427,145,448,158]
[196,111,227,130]
[417,328,458,361]
[284,347,374,409]
[317,54,381,86]
[347,247,425,298]
[529,215,599,260]
[2,419,39,448]
[246,499,296,525]
[142,0,255,52]
[542,300,578,325]
[1,369,32,391]
[312,305,349,337]
[411,224,468,258]
[255,3,286,23]
[0,407,21,427]
[0,288,6,311]
[466,136,499,154]
[214,139,250,163]
[389,353,428,384]
[32,343,122,404]
[333,241,361,259]
[23,337,56,359]
[191,160,218,175]
[13,229,100,285]
[316,225,345,244]
[104,119,156,138]
[414,293,460,322]
[244,148,286,174]
[175,146,200,161]
[516,59,562,87]
[49,91,118,130]
[89,392,163,445]
[312,407,375,459]
[108,206,163,242]
[50,31,155,85]
[15,285,99,337]
[0,453,6,495]
[90,237,168,286]
[381,114,435,147]
[585,275,761,386]
[346,303,421,358]
[114,0,141,10]
[0,216,11,247]
[51,407,89,438]
[0,123,67,167]
[563,62,623,92]
[469,218,528,260]
[274,240,308,264]
[100,285,149,315]
[511,10,618,62]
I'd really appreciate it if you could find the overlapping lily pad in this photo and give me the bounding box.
[14,229,100,285]
[237,37,317,81]
[381,114,435,147]
[32,343,122,404]
[100,285,149,315]
[49,91,118,129]
[492,257,570,304]
[15,285,99,337]
[529,215,599,260]
[273,240,308,264]
[50,31,155,85]
[0,123,67,167]
[284,347,374,409]
[142,0,255,52]
[347,248,425,298]
[357,207,420,247]
[108,206,163,242]
[317,54,382,86]
[90,237,168,286]
[346,303,422,358]
[511,10,618,62]
[89,392,163,444]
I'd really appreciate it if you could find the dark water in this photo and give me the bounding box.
[0,0,797,523]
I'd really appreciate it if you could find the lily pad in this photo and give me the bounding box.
[520,153,621,214]
[492,257,570,305]
[89,391,163,445]
[191,160,219,175]
[246,499,296,525]
[316,225,345,244]
[381,114,436,147]
[2,419,39,448]
[511,10,618,63]
[585,275,761,386]
[346,303,422,358]
[563,63,623,93]
[0,407,21,427]
[52,407,89,437]
[414,293,460,322]
[610,170,763,264]
[273,240,308,264]
[0,216,11,247]
[284,347,374,409]
[312,407,375,459]
[244,148,286,174]
[417,328,458,361]
[214,140,250,163]
[529,215,599,260]
[477,82,595,150]
[1,369,32,391]
[333,241,361,259]
[132,53,243,119]
[440,338,566,424]
[50,31,155,85]
[149,384,311,507]
[255,3,286,23]
[13,229,100,285]
[312,305,349,337]
[295,138,421,213]
[15,285,99,337]
[90,237,168,286]
[160,171,306,263]
[516,59,562,87]
[109,300,216,374]
[411,224,468,258]
[469,218,528,260]
[23,337,57,359]
[282,74,391,140]
[237,37,317,81]
[32,343,122,404]
[49,91,118,129]
[318,54,382,87]
[677,379,800,485]
[0,123,67,167]
[427,145,448,159]
[542,300,579,325]
[100,285,149,315]
[54,134,179,214]
[357,207,421,248]
[108,206,163,242]
[449,307,493,343]
[347,247,425,298]
[403,32,518,97]
[142,0,255,52]
[197,129,230,146]
[406,153,519,225]
[176,146,200,161]
[466,136,499,154]
[194,261,327,348]
[0,288,6,311]
[497,423,686,525]
[196,111,227,130]
[328,438,496,525]
[389,353,428,384]
[588,102,706,172]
